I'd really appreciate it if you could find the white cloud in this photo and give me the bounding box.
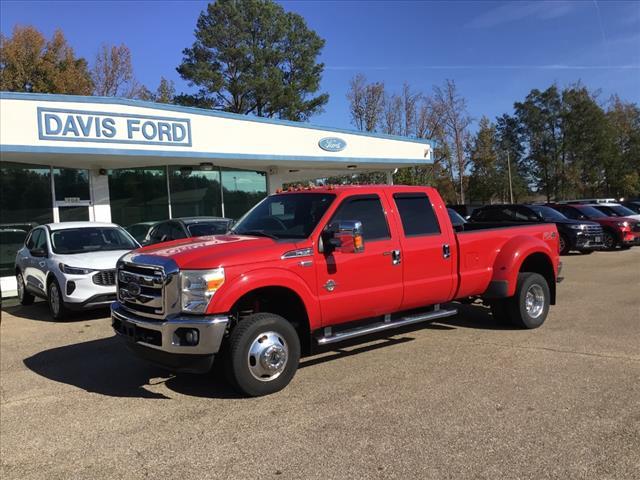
[466,1,575,29]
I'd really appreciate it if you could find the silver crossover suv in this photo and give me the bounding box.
[15,222,139,320]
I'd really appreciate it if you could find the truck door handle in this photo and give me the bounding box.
[442,244,451,259]
[383,250,401,265]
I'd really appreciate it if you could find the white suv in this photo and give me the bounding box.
[14,222,139,320]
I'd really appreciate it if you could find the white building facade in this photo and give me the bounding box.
[0,92,433,296]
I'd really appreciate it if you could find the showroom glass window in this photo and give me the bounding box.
[0,162,53,276]
[53,168,91,221]
[221,169,267,219]
[108,167,169,228]
[169,166,223,218]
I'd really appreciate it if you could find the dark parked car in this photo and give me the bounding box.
[620,200,640,214]
[447,207,468,231]
[143,217,234,246]
[469,204,604,255]
[125,221,158,244]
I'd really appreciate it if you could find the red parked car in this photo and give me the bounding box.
[548,204,640,250]
[113,185,561,396]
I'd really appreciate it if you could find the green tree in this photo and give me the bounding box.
[468,117,500,203]
[176,0,328,120]
[605,96,640,197]
[0,25,92,94]
[495,114,529,202]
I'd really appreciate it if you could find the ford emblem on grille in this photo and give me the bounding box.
[126,281,142,297]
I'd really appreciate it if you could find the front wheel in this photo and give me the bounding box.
[508,272,550,329]
[603,231,617,250]
[16,271,34,305]
[225,313,300,397]
[48,279,68,321]
[559,234,570,255]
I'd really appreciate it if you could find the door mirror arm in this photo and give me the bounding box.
[30,248,48,258]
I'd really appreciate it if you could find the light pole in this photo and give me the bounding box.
[506,150,514,204]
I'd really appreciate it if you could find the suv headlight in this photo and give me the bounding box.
[180,268,225,314]
[617,221,629,227]
[568,224,585,230]
[59,263,95,275]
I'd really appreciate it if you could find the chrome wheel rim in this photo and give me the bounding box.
[247,331,288,382]
[50,283,60,316]
[16,274,24,300]
[525,284,545,319]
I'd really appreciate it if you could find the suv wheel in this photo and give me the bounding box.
[603,231,617,250]
[16,271,34,305]
[558,234,570,255]
[508,272,550,329]
[48,279,68,321]
[225,313,300,397]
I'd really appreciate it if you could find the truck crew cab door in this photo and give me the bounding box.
[388,190,456,310]
[315,194,403,326]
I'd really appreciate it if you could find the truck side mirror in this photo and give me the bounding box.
[324,220,365,254]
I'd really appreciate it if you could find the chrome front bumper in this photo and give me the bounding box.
[111,302,229,356]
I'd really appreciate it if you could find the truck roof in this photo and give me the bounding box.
[276,184,435,195]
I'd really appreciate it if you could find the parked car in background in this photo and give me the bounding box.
[587,203,640,222]
[1,228,28,278]
[548,204,640,250]
[143,217,233,246]
[447,207,468,231]
[468,204,603,255]
[15,222,140,320]
[125,221,158,244]
[620,200,640,214]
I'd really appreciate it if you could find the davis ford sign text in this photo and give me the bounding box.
[37,107,192,146]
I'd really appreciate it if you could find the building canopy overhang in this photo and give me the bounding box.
[0,92,433,186]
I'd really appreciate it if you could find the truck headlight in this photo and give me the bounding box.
[617,221,629,227]
[568,224,585,230]
[180,268,225,314]
[59,263,95,275]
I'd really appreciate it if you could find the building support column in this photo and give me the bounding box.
[90,169,111,222]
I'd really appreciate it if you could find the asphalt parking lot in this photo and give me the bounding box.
[1,249,639,480]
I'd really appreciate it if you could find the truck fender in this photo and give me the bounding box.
[207,268,322,330]
[485,235,557,300]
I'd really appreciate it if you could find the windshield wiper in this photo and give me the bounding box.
[234,230,279,240]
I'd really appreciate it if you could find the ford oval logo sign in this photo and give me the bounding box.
[319,137,347,152]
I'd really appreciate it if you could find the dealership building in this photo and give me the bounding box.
[0,92,433,296]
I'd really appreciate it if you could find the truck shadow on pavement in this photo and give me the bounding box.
[22,304,511,399]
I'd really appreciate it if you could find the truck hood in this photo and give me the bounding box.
[55,250,131,270]
[134,234,299,269]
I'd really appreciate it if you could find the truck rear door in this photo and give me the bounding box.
[315,194,403,325]
[388,190,456,310]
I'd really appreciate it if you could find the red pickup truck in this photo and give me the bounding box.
[112,186,561,396]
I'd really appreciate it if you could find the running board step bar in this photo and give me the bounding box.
[316,307,458,346]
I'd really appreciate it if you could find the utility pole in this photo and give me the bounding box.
[507,150,514,204]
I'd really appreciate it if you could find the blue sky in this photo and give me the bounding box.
[2,0,639,132]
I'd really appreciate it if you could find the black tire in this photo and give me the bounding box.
[578,250,594,255]
[47,279,68,321]
[225,313,300,397]
[620,244,632,250]
[603,230,617,250]
[507,272,550,329]
[16,271,34,305]
[558,234,570,255]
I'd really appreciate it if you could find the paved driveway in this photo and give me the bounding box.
[1,249,639,479]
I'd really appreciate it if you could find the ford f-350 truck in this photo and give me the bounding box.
[112,186,561,396]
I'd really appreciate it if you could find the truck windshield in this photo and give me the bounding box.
[50,227,138,254]
[231,193,335,239]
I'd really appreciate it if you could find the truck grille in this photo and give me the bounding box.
[93,269,116,286]
[117,264,166,317]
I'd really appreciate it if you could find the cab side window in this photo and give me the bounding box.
[393,193,441,236]
[28,229,46,251]
[331,195,390,241]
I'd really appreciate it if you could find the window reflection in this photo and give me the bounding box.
[0,162,53,276]
[221,169,267,219]
[169,167,223,218]
[53,168,90,201]
[108,168,169,227]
